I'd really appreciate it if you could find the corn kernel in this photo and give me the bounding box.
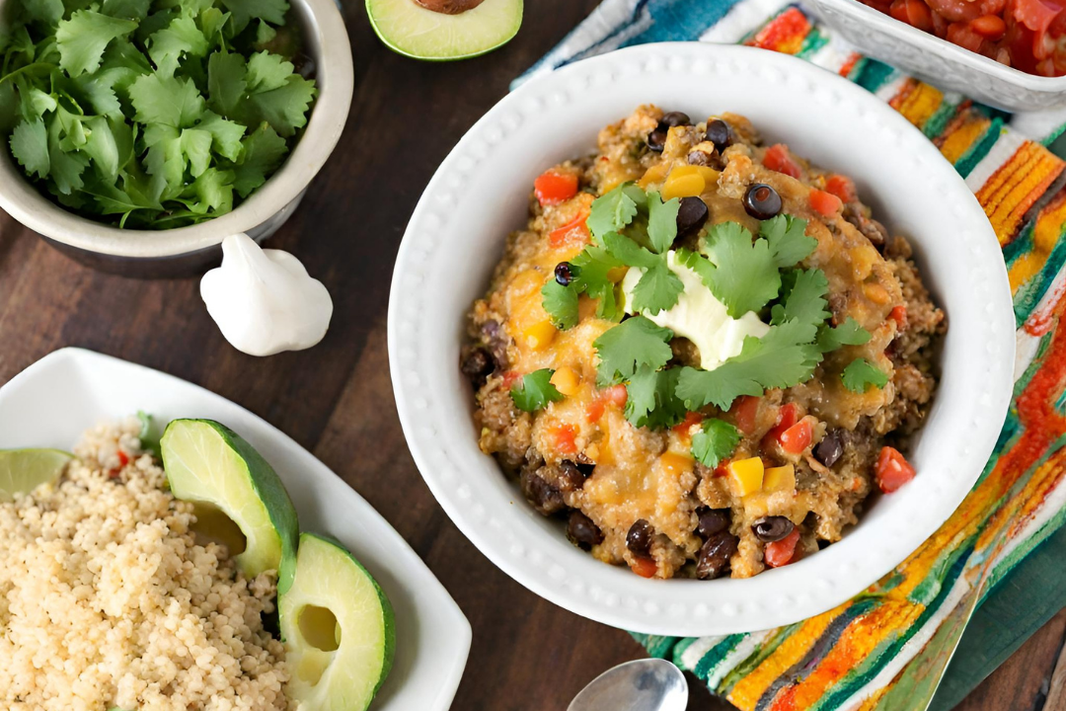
[550,366,581,397]
[662,166,706,200]
[727,457,764,497]
[660,452,694,477]
[863,282,892,305]
[763,464,796,492]
[695,166,720,184]
[521,321,556,350]
[638,162,671,190]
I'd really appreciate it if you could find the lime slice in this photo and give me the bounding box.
[0,449,74,502]
[160,419,299,593]
[280,533,396,711]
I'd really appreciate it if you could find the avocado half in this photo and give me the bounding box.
[366,0,523,61]
[280,533,396,711]
[161,419,300,593]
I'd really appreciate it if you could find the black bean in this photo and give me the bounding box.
[743,183,783,220]
[704,118,733,149]
[520,468,566,516]
[460,347,495,387]
[558,459,590,491]
[626,519,654,558]
[567,511,604,550]
[661,111,691,128]
[554,262,574,286]
[646,127,668,153]
[696,531,738,579]
[752,516,794,543]
[676,197,709,239]
[696,508,730,538]
[813,431,845,468]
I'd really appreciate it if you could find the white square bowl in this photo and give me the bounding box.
[811,0,1066,111]
[0,347,471,711]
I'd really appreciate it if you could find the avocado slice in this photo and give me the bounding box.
[280,533,396,711]
[161,419,299,593]
[366,0,523,61]
[0,449,74,501]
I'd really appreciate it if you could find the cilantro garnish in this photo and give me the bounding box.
[697,222,781,317]
[624,365,686,429]
[691,418,740,469]
[593,316,673,387]
[2,0,317,229]
[587,182,645,240]
[676,319,822,410]
[511,369,565,412]
[760,214,817,268]
[646,191,681,254]
[541,279,579,330]
[817,317,872,352]
[841,358,889,393]
[771,268,830,327]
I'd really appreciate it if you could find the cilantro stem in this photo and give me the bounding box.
[0,62,58,87]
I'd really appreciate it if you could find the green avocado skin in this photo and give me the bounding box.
[162,419,301,595]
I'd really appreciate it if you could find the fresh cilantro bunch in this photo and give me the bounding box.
[0,0,316,229]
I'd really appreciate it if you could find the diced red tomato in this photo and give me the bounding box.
[534,170,579,206]
[586,385,628,422]
[889,304,909,331]
[779,419,813,455]
[603,384,628,408]
[586,399,606,423]
[713,460,732,478]
[765,528,801,568]
[876,446,917,493]
[809,188,843,217]
[502,370,522,389]
[824,174,857,203]
[548,209,591,249]
[117,450,129,467]
[765,403,799,443]
[673,411,703,435]
[631,556,658,578]
[763,144,802,179]
[729,395,761,435]
[551,424,578,455]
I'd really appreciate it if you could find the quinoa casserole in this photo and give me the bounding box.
[462,106,946,581]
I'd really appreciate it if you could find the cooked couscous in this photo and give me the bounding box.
[0,418,292,711]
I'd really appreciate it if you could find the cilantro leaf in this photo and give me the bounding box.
[692,418,740,468]
[148,11,210,78]
[9,119,49,179]
[56,10,138,77]
[220,0,290,29]
[625,366,687,429]
[571,246,624,322]
[196,111,246,162]
[541,279,579,330]
[180,128,213,177]
[184,166,234,215]
[594,316,674,387]
[771,268,830,327]
[510,369,564,412]
[587,183,643,240]
[630,260,684,315]
[646,191,680,254]
[760,214,817,268]
[700,221,781,317]
[129,74,205,128]
[676,320,822,410]
[817,317,872,352]
[244,74,316,137]
[207,50,248,118]
[102,0,152,21]
[81,116,121,180]
[841,358,889,393]
[246,51,295,93]
[232,122,287,196]
[601,230,658,269]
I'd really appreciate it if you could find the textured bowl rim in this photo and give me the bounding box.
[815,0,1066,92]
[388,42,1016,636]
[0,0,354,258]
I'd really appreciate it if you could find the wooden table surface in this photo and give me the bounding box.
[1,2,1065,709]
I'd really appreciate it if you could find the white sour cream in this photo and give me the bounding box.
[200,233,333,357]
[621,250,769,370]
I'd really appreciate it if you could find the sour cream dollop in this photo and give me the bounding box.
[201,233,333,357]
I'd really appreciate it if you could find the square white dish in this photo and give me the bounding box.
[811,0,1066,111]
[0,347,470,711]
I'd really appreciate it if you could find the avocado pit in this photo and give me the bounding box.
[414,0,485,13]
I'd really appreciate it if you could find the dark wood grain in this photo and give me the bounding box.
[0,3,1059,710]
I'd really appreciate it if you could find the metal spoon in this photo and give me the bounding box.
[568,658,689,711]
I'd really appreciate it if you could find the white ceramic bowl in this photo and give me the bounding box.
[811,0,1066,112]
[389,43,1015,636]
[0,0,354,276]
[0,348,471,710]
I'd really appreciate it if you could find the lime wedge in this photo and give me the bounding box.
[0,449,74,501]
[280,533,396,711]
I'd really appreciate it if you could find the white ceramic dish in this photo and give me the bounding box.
[388,42,1015,636]
[0,348,470,711]
[811,0,1066,112]
[0,0,354,275]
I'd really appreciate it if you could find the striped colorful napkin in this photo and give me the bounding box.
[518,2,1066,709]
